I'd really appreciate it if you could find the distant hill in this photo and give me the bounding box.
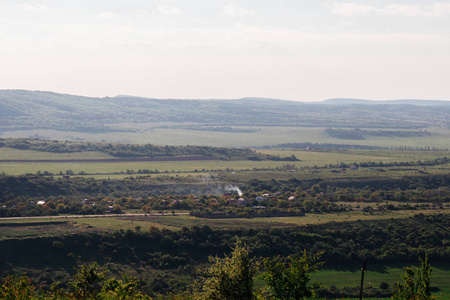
[0,90,449,135]
[323,98,450,106]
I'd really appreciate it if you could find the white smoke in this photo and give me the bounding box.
[225,184,243,196]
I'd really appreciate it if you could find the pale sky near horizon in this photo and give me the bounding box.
[1,0,449,101]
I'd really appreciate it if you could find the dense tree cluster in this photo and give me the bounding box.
[0,264,149,300]
[259,142,450,151]
[324,128,432,140]
[0,138,292,161]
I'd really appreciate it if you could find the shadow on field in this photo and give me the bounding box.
[322,260,450,274]
[321,263,399,274]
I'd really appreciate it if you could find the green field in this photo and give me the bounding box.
[1,148,449,178]
[3,126,450,148]
[312,263,450,299]
[1,208,447,240]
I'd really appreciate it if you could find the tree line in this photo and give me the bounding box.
[324,128,431,140]
[259,142,449,151]
[0,138,295,161]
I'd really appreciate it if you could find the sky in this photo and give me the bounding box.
[1,0,450,101]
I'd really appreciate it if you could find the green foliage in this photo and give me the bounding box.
[70,263,106,299]
[324,128,432,140]
[263,250,323,299]
[101,274,149,300]
[0,225,445,299]
[392,255,433,300]
[0,264,150,300]
[200,239,259,300]
[0,275,35,300]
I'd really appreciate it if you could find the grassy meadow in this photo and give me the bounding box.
[0,147,449,179]
[3,125,450,148]
[1,208,448,240]
[312,262,450,300]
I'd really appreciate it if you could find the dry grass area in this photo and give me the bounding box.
[2,209,448,240]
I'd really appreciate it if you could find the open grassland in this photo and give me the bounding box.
[2,127,327,147]
[3,126,450,148]
[260,149,450,161]
[0,148,449,178]
[0,159,299,176]
[2,160,448,180]
[312,263,450,300]
[78,215,297,231]
[239,209,450,227]
[259,210,442,226]
[220,166,450,184]
[1,209,448,240]
[0,214,300,239]
[0,220,98,240]
[254,263,450,300]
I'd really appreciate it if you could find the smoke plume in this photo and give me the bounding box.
[225,184,243,196]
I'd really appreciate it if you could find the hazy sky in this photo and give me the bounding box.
[1,0,449,101]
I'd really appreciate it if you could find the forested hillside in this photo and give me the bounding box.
[1,90,449,134]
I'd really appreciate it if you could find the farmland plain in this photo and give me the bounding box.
[3,125,450,149]
[0,208,446,240]
[1,147,449,178]
[1,138,450,299]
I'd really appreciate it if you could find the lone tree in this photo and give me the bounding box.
[392,255,433,300]
[70,263,106,299]
[263,249,324,300]
[201,239,259,300]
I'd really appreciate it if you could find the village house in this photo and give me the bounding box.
[237,197,248,206]
[228,197,248,206]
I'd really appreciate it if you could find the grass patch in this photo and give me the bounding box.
[312,262,450,299]
[75,214,297,231]
[0,220,92,240]
[254,209,450,226]
[2,210,448,240]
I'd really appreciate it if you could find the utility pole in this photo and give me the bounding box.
[359,260,366,300]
